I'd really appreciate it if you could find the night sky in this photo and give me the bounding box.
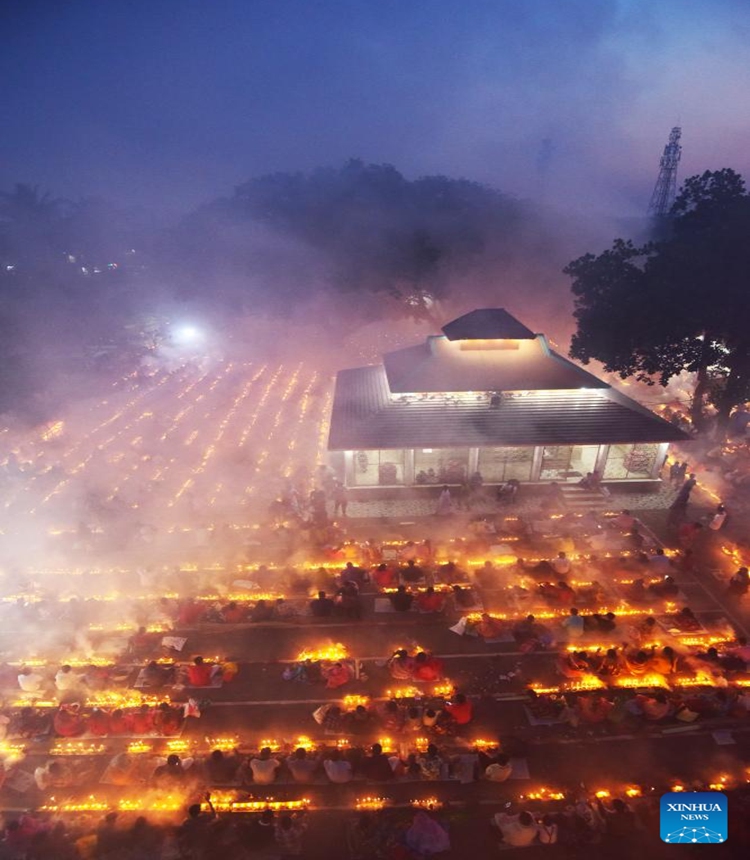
[3,0,749,218]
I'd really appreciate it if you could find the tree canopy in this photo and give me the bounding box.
[167,160,527,318]
[564,169,750,431]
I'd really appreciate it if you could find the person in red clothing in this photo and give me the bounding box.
[130,704,155,734]
[187,656,213,686]
[444,693,473,726]
[53,704,86,737]
[372,563,398,589]
[415,587,445,614]
[412,652,444,682]
[154,702,184,735]
[109,709,131,735]
[87,708,111,737]
[178,599,205,626]
[221,601,247,623]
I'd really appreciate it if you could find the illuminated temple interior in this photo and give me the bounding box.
[328,309,687,487]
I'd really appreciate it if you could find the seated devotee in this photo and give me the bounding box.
[221,601,247,623]
[439,561,469,583]
[203,750,238,785]
[650,548,673,574]
[250,599,275,622]
[54,665,82,695]
[402,706,422,733]
[130,704,155,735]
[187,656,214,687]
[444,693,473,727]
[389,585,414,612]
[309,591,335,617]
[484,752,513,782]
[346,705,376,736]
[650,646,679,676]
[17,667,46,694]
[584,612,616,633]
[34,760,74,792]
[378,700,404,733]
[108,709,131,735]
[492,810,540,847]
[624,649,652,676]
[649,575,679,599]
[417,743,445,781]
[53,704,86,738]
[372,563,398,589]
[632,692,672,721]
[612,510,636,531]
[286,747,319,783]
[87,708,111,737]
[558,580,578,606]
[598,648,622,678]
[671,606,702,631]
[415,586,445,613]
[476,613,504,640]
[105,752,140,787]
[625,578,650,604]
[575,693,614,725]
[412,651,444,682]
[726,635,750,668]
[629,615,657,644]
[361,743,395,781]
[405,812,451,856]
[387,649,415,680]
[727,567,750,599]
[323,661,353,690]
[153,754,193,787]
[247,747,282,785]
[142,660,175,689]
[340,561,368,588]
[401,558,425,583]
[451,584,476,608]
[552,552,572,577]
[561,607,585,640]
[475,560,498,589]
[154,702,184,735]
[335,581,363,619]
[323,748,353,783]
[177,599,205,626]
[11,707,50,739]
[557,651,591,680]
[512,615,554,652]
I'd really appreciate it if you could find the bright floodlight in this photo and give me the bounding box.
[173,324,203,344]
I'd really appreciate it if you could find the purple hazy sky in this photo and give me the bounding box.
[3,0,749,217]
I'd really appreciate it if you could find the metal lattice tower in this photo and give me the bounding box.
[648,126,682,216]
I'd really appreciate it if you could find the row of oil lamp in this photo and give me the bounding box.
[1,735,503,761]
[31,773,750,816]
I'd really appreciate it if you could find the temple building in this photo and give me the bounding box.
[327,309,687,488]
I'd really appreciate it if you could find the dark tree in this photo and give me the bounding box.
[564,169,750,434]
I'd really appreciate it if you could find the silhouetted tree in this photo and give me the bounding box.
[565,169,750,435]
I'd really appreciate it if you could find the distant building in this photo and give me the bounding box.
[327,309,687,488]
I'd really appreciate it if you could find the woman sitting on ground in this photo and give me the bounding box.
[386,649,414,680]
[323,661,353,690]
[412,651,444,682]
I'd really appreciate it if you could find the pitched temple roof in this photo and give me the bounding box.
[441,308,537,340]
[328,309,688,451]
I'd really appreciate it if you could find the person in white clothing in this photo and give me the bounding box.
[323,749,352,783]
[18,667,45,693]
[55,665,81,692]
[709,505,727,531]
[551,552,571,577]
[493,810,539,847]
[248,747,281,785]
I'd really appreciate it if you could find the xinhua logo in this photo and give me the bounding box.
[660,792,727,844]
